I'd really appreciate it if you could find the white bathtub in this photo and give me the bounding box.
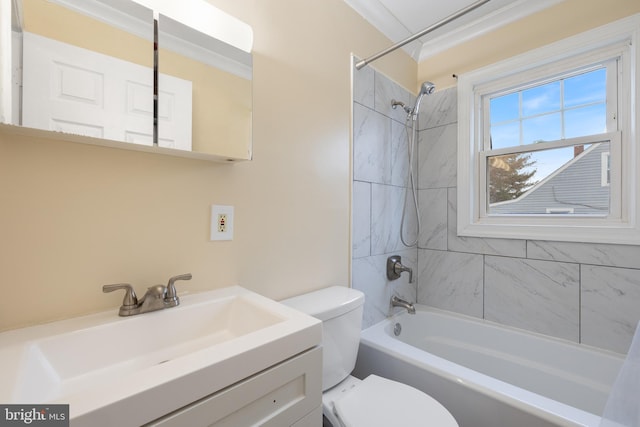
[353,306,625,427]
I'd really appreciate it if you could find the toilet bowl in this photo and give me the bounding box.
[281,286,458,427]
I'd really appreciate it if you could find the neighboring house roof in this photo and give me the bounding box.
[489,143,609,215]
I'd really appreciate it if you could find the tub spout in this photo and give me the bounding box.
[391,295,416,314]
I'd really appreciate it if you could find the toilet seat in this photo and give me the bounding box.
[333,375,458,427]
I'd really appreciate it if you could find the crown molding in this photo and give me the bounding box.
[417,0,563,61]
[344,0,562,62]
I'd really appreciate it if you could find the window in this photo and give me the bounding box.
[484,63,616,217]
[457,15,640,244]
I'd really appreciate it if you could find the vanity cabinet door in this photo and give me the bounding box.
[146,347,322,427]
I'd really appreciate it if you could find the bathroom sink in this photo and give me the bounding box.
[0,286,321,426]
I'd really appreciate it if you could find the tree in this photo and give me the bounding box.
[489,153,537,204]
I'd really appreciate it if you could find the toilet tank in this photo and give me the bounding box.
[281,286,364,391]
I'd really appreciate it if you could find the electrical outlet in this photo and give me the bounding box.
[217,214,227,232]
[210,205,234,241]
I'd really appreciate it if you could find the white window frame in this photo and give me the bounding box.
[457,14,640,245]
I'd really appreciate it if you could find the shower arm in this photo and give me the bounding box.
[355,0,491,70]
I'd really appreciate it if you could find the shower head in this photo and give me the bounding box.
[411,81,435,119]
[420,81,436,96]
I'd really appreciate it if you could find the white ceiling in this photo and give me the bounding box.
[343,0,563,62]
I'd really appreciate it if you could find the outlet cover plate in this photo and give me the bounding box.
[210,205,234,241]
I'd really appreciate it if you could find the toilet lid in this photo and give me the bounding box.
[333,375,458,427]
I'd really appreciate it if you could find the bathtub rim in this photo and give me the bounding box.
[360,305,622,427]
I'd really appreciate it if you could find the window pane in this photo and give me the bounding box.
[488,142,610,215]
[490,92,519,123]
[564,68,606,108]
[522,113,561,144]
[565,103,606,138]
[522,81,560,116]
[491,121,520,149]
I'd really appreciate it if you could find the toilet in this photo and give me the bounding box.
[282,286,458,427]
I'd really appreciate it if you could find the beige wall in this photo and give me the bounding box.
[419,0,640,90]
[0,0,415,331]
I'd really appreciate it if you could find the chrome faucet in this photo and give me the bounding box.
[387,255,413,283]
[103,273,192,316]
[391,295,416,314]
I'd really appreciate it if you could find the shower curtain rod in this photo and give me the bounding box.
[355,0,491,70]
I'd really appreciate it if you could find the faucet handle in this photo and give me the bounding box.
[387,255,413,283]
[165,273,192,306]
[396,262,413,284]
[103,283,138,308]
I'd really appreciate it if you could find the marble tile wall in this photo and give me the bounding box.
[416,86,640,355]
[352,63,418,328]
[352,69,640,354]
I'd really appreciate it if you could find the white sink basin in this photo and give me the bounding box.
[0,286,321,426]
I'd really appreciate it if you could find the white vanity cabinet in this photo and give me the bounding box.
[0,287,323,427]
[146,347,322,427]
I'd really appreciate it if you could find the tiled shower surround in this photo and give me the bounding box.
[352,64,640,355]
